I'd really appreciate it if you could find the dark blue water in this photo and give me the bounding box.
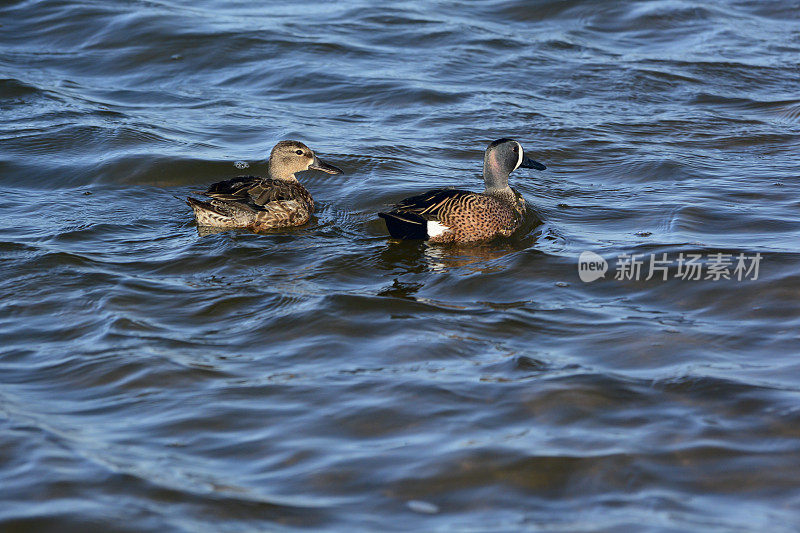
[2,0,800,531]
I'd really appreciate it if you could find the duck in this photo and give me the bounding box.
[186,140,342,231]
[378,138,546,243]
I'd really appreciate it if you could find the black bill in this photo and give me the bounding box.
[309,156,343,174]
[521,155,546,171]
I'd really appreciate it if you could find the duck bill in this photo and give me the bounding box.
[309,156,343,174]
[520,155,546,171]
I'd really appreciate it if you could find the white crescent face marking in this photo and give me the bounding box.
[427,220,449,238]
[514,141,524,170]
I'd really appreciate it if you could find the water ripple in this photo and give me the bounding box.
[2,0,800,530]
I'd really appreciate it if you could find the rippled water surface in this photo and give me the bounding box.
[2,0,800,531]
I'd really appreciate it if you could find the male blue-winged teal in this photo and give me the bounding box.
[379,138,546,243]
[186,140,342,231]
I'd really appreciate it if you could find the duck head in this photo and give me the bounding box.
[268,140,343,181]
[482,138,546,191]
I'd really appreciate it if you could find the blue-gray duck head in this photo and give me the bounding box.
[482,138,546,190]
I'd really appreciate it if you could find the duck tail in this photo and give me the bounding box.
[378,211,429,240]
[186,196,235,227]
[186,196,219,213]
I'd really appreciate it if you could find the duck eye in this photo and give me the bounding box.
[295,149,304,155]
[512,146,518,153]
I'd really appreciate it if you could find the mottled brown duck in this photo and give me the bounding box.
[379,138,546,243]
[186,140,342,231]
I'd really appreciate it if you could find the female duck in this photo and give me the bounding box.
[379,138,546,243]
[187,140,342,231]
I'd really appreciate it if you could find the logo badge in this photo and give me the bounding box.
[578,251,608,282]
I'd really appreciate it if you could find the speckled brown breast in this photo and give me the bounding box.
[431,192,524,243]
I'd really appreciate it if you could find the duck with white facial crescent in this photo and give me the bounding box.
[379,138,546,243]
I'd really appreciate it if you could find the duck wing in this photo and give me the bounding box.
[200,176,260,199]
[389,188,475,218]
[201,177,304,207]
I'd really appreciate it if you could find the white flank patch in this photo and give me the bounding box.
[514,141,524,170]
[427,220,449,238]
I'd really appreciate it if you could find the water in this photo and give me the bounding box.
[2,0,800,530]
